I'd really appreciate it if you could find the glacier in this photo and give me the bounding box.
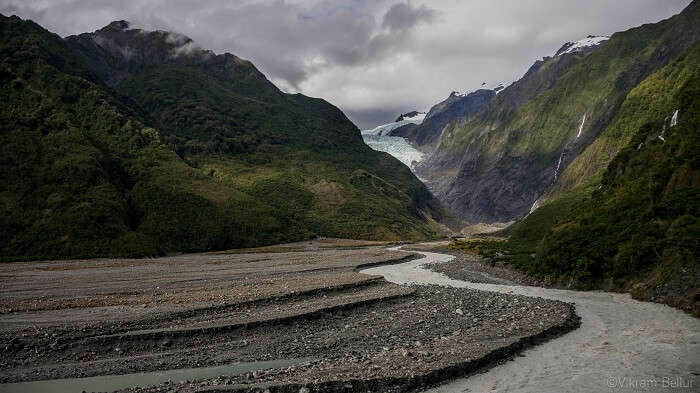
[362,112,426,136]
[362,133,424,169]
[361,113,426,169]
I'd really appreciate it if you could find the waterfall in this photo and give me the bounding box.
[575,113,586,139]
[670,109,679,127]
[552,111,585,183]
[553,151,565,182]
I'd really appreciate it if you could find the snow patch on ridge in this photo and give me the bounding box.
[457,81,511,97]
[362,112,426,136]
[485,82,509,94]
[396,112,426,123]
[557,35,609,56]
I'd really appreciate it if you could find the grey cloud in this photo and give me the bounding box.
[0,0,692,128]
[382,2,436,31]
[345,107,406,130]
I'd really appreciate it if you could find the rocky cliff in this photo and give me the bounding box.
[390,89,494,148]
[417,2,700,224]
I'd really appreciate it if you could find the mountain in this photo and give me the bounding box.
[359,111,427,169]
[417,2,700,224]
[414,39,612,223]
[493,43,700,314]
[390,89,495,147]
[554,35,609,56]
[361,111,425,136]
[424,2,699,313]
[395,111,423,122]
[0,15,453,261]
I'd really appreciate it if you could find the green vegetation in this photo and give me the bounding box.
[554,3,700,196]
[426,1,699,225]
[0,15,449,261]
[534,46,699,312]
[451,44,700,314]
[452,190,589,272]
[435,3,699,313]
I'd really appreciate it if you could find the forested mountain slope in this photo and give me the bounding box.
[418,1,700,224]
[0,16,453,261]
[474,44,699,314]
[440,1,699,314]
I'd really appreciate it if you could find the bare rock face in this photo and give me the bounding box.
[414,3,700,224]
[395,111,422,122]
[414,53,592,223]
[390,89,495,147]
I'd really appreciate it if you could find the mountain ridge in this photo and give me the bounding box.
[416,2,700,224]
[389,88,495,148]
[0,15,454,261]
[420,1,699,314]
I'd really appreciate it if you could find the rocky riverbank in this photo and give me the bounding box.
[0,240,579,392]
[408,243,544,287]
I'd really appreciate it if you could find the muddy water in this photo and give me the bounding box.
[360,247,700,393]
[0,359,310,393]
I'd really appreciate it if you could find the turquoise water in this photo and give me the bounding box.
[0,359,310,393]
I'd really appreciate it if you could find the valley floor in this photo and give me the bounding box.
[2,240,695,392]
[0,239,575,392]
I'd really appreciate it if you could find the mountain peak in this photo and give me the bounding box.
[88,20,199,53]
[450,83,504,99]
[555,35,609,56]
[64,21,277,98]
[104,20,131,30]
[395,111,425,122]
[97,21,195,47]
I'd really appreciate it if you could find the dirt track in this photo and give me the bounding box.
[0,239,577,392]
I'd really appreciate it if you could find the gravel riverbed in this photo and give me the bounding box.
[0,239,579,392]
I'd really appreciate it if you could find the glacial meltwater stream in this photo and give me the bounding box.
[0,359,309,393]
[4,246,697,393]
[360,246,700,393]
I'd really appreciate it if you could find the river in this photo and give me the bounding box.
[360,246,700,393]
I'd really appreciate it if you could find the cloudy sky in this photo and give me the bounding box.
[1,0,692,129]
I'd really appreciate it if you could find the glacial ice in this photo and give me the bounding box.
[361,134,424,169]
[363,113,426,136]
